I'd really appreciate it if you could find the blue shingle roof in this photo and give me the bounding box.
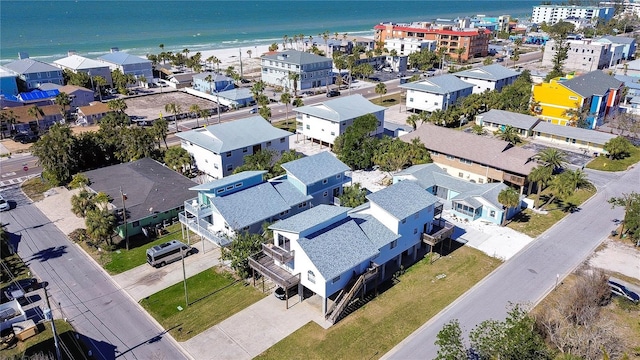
[350,213,400,249]
[299,219,379,280]
[367,180,438,220]
[211,182,291,229]
[400,74,474,95]
[271,180,313,207]
[189,171,266,191]
[269,205,350,233]
[292,94,386,123]
[176,117,292,154]
[280,152,350,186]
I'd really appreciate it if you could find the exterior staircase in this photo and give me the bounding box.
[326,265,378,324]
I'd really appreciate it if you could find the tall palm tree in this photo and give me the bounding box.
[280,91,292,126]
[85,208,116,246]
[287,72,300,97]
[27,105,44,134]
[246,49,252,58]
[282,35,289,50]
[54,92,72,121]
[564,169,590,191]
[189,104,201,128]
[93,75,106,101]
[497,187,521,226]
[535,148,567,173]
[164,102,182,131]
[494,125,521,144]
[455,46,466,64]
[375,82,387,102]
[151,116,169,148]
[71,189,96,218]
[321,31,330,55]
[0,110,17,139]
[542,172,575,210]
[406,113,421,131]
[107,99,127,113]
[528,165,553,208]
[159,43,165,52]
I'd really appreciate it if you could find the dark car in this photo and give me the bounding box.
[608,280,639,303]
[2,278,39,301]
[326,90,341,98]
[12,133,30,143]
[274,287,287,300]
[19,134,39,144]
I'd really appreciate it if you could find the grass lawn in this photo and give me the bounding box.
[586,146,640,172]
[256,246,501,359]
[507,186,596,238]
[140,267,266,342]
[370,93,402,107]
[21,177,53,202]
[93,223,187,274]
[1,320,88,359]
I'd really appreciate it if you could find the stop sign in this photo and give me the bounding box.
[23,166,28,171]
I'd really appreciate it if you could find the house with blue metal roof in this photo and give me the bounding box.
[394,163,523,225]
[400,74,474,112]
[260,50,333,92]
[249,178,448,320]
[177,116,293,180]
[97,50,152,85]
[179,152,351,246]
[453,64,521,94]
[293,94,386,146]
[3,58,64,90]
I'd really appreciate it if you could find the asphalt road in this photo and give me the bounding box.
[382,165,638,359]
[2,185,188,360]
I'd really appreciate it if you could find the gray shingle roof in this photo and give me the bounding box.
[400,74,474,95]
[280,151,350,186]
[614,75,640,90]
[189,171,266,191]
[400,124,537,176]
[299,219,379,280]
[454,64,520,81]
[478,109,540,130]
[176,117,292,154]
[98,52,151,66]
[533,121,617,145]
[350,213,400,249]
[292,94,386,123]
[367,180,439,220]
[211,182,291,229]
[269,205,351,233]
[84,158,196,223]
[4,59,60,74]
[271,180,313,207]
[261,50,331,66]
[561,70,623,97]
[452,182,508,209]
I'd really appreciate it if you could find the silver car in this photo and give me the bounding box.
[0,194,9,211]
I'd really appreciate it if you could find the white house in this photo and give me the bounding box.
[177,116,292,180]
[293,94,386,147]
[53,54,114,87]
[260,50,333,91]
[249,180,448,321]
[97,50,153,84]
[385,38,437,56]
[400,74,474,112]
[453,64,521,94]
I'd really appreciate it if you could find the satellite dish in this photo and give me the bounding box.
[149,207,154,212]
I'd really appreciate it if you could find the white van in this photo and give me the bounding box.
[146,240,195,267]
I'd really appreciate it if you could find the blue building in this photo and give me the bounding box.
[192,72,235,93]
[3,58,64,90]
[0,66,18,97]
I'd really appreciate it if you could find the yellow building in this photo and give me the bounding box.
[531,74,585,126]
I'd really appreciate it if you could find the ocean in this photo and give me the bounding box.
[0,0,541,65]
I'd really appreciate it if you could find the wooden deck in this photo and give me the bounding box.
[248,253,300,289]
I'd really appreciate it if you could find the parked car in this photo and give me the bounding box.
[274,287,287,300]
[249,108,258,114]
[16,134,39,144]
[0,194,9,211]
[326,90,341,98]
[608,280,640,303]
[2,278,40,301]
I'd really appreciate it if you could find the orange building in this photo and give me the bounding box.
[374,22,490,62]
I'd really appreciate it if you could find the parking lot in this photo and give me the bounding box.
[123,91,219,123]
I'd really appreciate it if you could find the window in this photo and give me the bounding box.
[458,172,464,178]
[235,183,242,188]
[306,124,310,129]
[413,228,418,234]
[226,151,232,157]
[322,179,328,184]
[214,164,219,169]
[323,191,328,197]
[401,218,406,224]
[336,174,341,179]
[490,210,496,217]
[267,141,272,146]
[478,178,484,184]
[280,138,285,143]
[132,221,140,227]
[279,210,289,216]
[308,270,316,283]
[446,155,455,160]
[330,131,335,136]
[243,147,248,153]
[226,165,233,171]
[217,188,225,194]
[226,185,234,190]
[390,240,397,249]
[332,276,340,284]
[460,159,472,165]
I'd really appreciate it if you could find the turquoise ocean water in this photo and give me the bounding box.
[0,0,541,65]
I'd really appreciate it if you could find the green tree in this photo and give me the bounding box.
[220,231,265,278]
[85,208,116,246]
[93,75,106,101]
[375,82,387,101]
[541,170,576,210]
[333,114,379,170]
[528,165,553,208]
[189,104,202,128]
[280,91,292,125]
[164,146,192,174]
[406,113,421,131]
[545,37,569,82]
[68,173,90,189]
[497,187,521,226]
[115,127,156,162]
[54,92,72,120]
[494,125,521,144]
[609,192,640,245]
[471,124,486,135]
[603,136,633,160]
[273,150,303,177]
[535,148,567,173]
[372,136,411,172]
[288,71,300,97]
[27,105,44,134]
[107,98,128,114]
[31,123,78,185]
[435,319,467,360]
[164,102,182,132]
[71,189,97,218]
[233,150,277,176]
[483,57,494,66]
[336,183,367,208]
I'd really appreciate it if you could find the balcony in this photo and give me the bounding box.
[422,220,455,246]
[178,212,232,247]
[184,197,212,218]
[261,243,294,264]
[248,253,300,289]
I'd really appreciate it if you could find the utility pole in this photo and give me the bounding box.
[182,248,188,307]
[120,187,129,250]
[239,48,244,79]
[44,286,62,360]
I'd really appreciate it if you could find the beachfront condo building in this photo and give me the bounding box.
[54,54,114,88]
[3,57,64,91]
[260,50,333,91]
[531,4,615,25]
[97,50,153,86]
[373,22,490,62]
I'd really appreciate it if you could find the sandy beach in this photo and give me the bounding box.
[195,44,273,76]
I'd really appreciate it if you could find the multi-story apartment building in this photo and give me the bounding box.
[97,50,152,85]
[260,50,333,91]
[542,38,613,72]
[3,57,64,91]
[54,54,114,88]
[531,4,615,25]
[385,38,437,56]
[373,22,491,62]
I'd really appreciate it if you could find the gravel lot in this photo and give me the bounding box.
[124,91,218,122]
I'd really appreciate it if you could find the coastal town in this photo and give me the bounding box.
[1,2,640,359]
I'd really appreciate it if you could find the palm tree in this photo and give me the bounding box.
[206,55,220,73]
[528,165,553,208]
[27,105,44,134]
[159,43,165,52]
[85,208,116,246]
[189,104,201,128]
[497,187,521,226]
[541,172,575,210]
[107,99,128,114]
[292,97,304,108]
[246,49,252,58]
[54,92,72,121]
[288,71,300,97]
[282,35,289,50]
[455,46,466,64]
[375,82,387,102]
[71,189,96,218]
[494,125,521,144]
[182,48,190,67]
[93,75,106,101]
[406,113,421,131]
[151,116,169,148]
[280,91,292,126]
[321,31,330,55]
[564,169,590,191]
[164,102,182,131]
[535,148,567,173]
[0,110,17,139]
[164,146,192,174]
